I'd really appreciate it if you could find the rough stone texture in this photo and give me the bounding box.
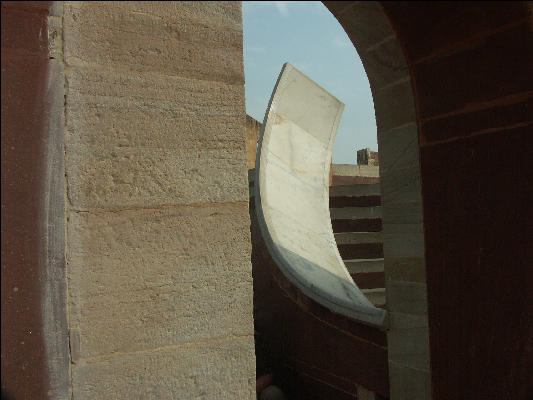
[65,54,247,208]
[357,148,379,166]
[63,2,255,398]
[72,338,256,400]
[67,204,254,359]
[246,114,261,170]
[63,2,243,84]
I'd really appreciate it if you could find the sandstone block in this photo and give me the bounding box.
[65,67,245,150]
[71,337,256,400]
[67,204,254,359]
[64,62,248,208]
[389,361,431,400]
[380,165,422,205]
[66,147,248,208]
[374,79,416,133]
[383,232,425,258]
[387,325,431,370]
[378,123,420,177]
[386,280,428,315]
[361,35,409,90]
[385,257,426,283]
[63,1,243,84]
[334,2,394,52]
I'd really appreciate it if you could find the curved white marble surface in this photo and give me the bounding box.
[255,63,387,328]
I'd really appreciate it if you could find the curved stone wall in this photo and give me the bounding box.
[255,63,387,327]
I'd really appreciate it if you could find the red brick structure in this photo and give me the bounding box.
[2,2,532,399]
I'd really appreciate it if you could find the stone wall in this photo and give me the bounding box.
[60,2,255,398]
[357,148,379,166]
[330,162,380,186]
[324,2,432,398]
[246,114,262,170]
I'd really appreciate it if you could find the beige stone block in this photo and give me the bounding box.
[71,337,256,400]
[335,2,394,52]
[380,165,422,205]
[374,79,417,134]
[378,124,420,177]
[383,232,425,258]
[66,146,248,208]
[387,326,431,370]
[389,311,428,330]
[362,36,409,91]
[388,361,431,400]
[67,204,254,358]
[63,1,243,84]
[386,280,428,315]
[382,202,423,227]
[64,66,249,208]
[69,1,243,31]
[385,257,427,283]
[65,67,246,150]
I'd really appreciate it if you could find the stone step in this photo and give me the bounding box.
[331,218,382,233]
[361,288,386,307]
[344,258,384,274]
[337,243,383,259]
[329,195,381,208]
[350,271,386,290]
[334,232,382,245]
[330,206,382,220]
[329,183,381,198]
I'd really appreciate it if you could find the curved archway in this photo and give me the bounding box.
[323,2,431,398]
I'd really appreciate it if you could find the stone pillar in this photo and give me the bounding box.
[61,2,255,398]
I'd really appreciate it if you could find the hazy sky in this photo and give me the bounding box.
[242,1,377,165]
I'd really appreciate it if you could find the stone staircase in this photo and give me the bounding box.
[329,183,385,308]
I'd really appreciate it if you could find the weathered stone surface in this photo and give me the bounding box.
[66,147,247,208]
[388,361,431,399]
[374,79,417,133]
[47,15,63,59]
[361,35,409,90]
[378,123,419,177]
[246,114,261,170]
[67,204,254,358]
[63,1,244,84]
[380,165,422,205]
[385,257,426,283]
[383,232,425,258]
[388,311,428,330]
[388,326,431,370]
[85,1,243,31]
[332,163,379,177]
[71,337,256,400]
[65,67,248,208]
[332,2,394,52]
[356,148,379,166]
[386,281,428,315]
[381,201,423,227]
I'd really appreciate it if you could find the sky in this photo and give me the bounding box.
[242,1,377,165]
